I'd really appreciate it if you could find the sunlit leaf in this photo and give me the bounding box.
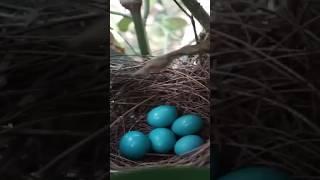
[162,17,188,31]
[117,17,132,32]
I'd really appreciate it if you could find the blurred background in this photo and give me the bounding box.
[110,0,210,56]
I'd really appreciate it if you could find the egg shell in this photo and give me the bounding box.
[174,135,204,156]
[119,131,151,160]
[148,128,176,153]
[218,167,291,180]
[147,105,178,128]
[171,114,203,136]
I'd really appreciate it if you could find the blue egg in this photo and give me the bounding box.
[147,105,178,128]
[218,167,291,180]
[171,114,203,136]
[174,135,204,156]
[119,131,151,160]
[148,128,176,153]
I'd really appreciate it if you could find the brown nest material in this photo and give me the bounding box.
[213,0,320,177]
[110,55,210,170]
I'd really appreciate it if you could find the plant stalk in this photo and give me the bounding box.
[131,10,151,55]
[143,0,150,25]
[120,0,151,55]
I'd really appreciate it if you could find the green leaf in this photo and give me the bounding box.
[161,17,188,31]
[117,17,132,32]
[150,0,157,7]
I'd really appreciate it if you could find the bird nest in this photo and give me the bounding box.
[110,55,210,171]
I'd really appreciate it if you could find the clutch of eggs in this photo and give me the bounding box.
[119,105,205,160]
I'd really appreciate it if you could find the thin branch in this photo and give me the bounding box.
[173,0,199,43]
[132,38,209,76]
[181,0,210,32]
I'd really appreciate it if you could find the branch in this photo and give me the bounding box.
[181,0,210,32]
[132,39,209,76]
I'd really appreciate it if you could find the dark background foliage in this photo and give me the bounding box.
[212,0,320,178]
[0,0,107,179]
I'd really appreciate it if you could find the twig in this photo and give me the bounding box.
[173,0,199,43]
[31,126,107,178]
[112,30,139,55]
[181,0,210,32]
[2,12,103,36]
[0,50,105,61]
[0,111,106,135]
[0,2,32,11]
[3,128,89,137]
[0,12,25,20]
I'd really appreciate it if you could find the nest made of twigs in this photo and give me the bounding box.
[110,55,210,171]
[213,0,320,177]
